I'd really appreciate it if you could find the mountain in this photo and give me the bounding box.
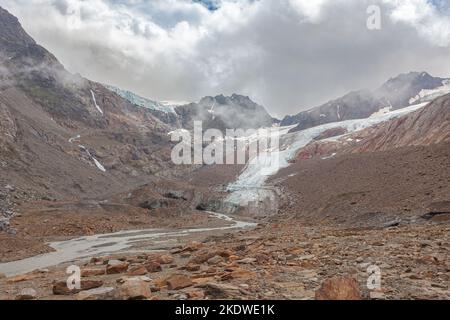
[176,94,276,131]
[352,93,450,152]
[0,6,183,202]
[282,72,450,132]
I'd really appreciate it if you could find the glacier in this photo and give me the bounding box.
[105,85,178,114]
[226,102,429,205]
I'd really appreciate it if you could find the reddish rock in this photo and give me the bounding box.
[315,276,362,300]
[127,265,148,276]
[185,263,201,272]
[155,254,174,265]
[106,260,129,275]
[145,261,163,273]
[119,278,152,300]
[81,267,105,277]
[166,274,193,290]
[53,280,104,295]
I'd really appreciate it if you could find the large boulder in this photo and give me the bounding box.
[315,276,362,300]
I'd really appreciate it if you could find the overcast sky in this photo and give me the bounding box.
[1,0,450,118]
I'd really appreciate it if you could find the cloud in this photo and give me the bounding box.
[0,0,450,118]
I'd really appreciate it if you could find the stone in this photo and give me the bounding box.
[182,241,203,252]
[189,250,218,264]
[221,268,255,281]
[166,274,193,290]
[199,282,240,299]
[127,265,148,276]
[185,263,201,272]
[155,254,174,265]
[145,261,162,273]
[119,278,152,300]
[53,280,104,295]
[82,267,105,277]
[207,255,224,265]
[370,291,386,300]
[15,288,37,300]
[0,272,6,279]
[187,290,205,300]
[315,276,362,300]
[106,260,129,274]
[7,273,37,283]
[237,258,257,264]
[76,287,116,300]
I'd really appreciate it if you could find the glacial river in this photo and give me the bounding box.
[0,212,256,277]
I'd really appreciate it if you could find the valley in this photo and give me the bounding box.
[0,5,448,301]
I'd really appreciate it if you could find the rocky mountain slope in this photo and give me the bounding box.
[0,6,184,198]
[281,72,450,132]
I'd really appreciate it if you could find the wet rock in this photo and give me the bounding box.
[145,261,163,273]
[315,276,362,300]
[166,274,193,290]
[53,280,104,295]
[15,288,37,300]
[106,260,129,274]
[76,287,117,300]
[119,278,152,300]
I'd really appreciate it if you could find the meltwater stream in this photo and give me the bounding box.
[0,212,256,277]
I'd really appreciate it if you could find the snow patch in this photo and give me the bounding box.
[409,80,450,105]
[79,145,106,172]
[90,90,104,115]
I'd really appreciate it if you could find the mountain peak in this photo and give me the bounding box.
[0,6,36,55]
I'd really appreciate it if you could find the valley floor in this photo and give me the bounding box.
[0,217,448,300]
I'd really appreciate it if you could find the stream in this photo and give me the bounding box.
[0,212,256,277]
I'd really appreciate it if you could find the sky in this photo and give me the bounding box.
[1,0,450,118]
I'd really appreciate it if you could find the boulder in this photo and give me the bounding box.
[127,265,148,276]
[106,260,129,274]
[76,287,117,300]
[166,274,193,290]
[155,254,174,265]
[315,276,362,300]
[119,278,152,300]
[145,261,162,273]
[53,280,104,295]
[207,255,224,265]
[15,288,37,300]
[81,267,105,277]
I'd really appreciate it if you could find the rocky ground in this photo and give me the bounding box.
[0,216,448,300]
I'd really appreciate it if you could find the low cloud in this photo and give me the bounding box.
[1,0,450,118]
